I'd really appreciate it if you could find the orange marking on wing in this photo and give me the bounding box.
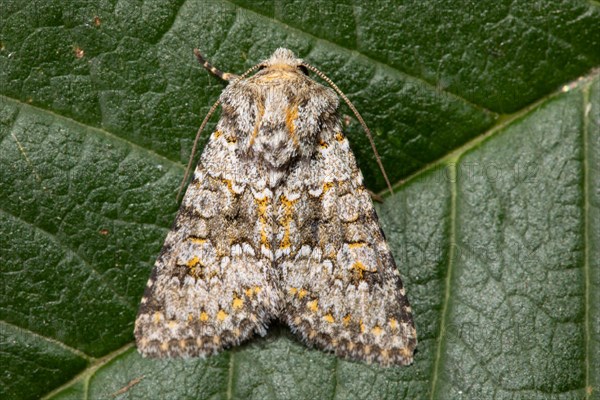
[278,194,298,249]
[348,242,367,249]
[322,182,334,196]
[221,178,235,194]
[217,310,228,321]
[352,261,367,280]
[389,318,399,330]
[298,288,308,299]
[307,300,319,312]
[335,132,345,141]
[200,312,209,322]
[323,314,335,323]
[249,100,265,146]
[371,325,383,336]
[285,104,299,145]
[213,130,222,138]
[342,314,352,326]
[255,197,271,249]
[186,256,203,278]
[232,295,244,310]
[186,256,200,268]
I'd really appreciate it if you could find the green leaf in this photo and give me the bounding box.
[0,1,598,399]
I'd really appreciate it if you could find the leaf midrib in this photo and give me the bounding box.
[40,344,135,400]
[428,161,457,400]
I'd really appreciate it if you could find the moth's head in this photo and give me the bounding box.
[257,48,309,77]
[263,48,301,66]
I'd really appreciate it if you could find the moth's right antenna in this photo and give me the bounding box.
[301,62,394,195]
[177,50,263,200]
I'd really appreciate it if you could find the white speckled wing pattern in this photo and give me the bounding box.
[134,48,416,366]
[134,133,281,356]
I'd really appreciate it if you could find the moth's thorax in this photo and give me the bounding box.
[252,48,306,85]
[253,66,303,84]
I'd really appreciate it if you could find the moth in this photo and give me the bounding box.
[134,48,417,366]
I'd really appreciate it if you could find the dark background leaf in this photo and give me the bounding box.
[0,0,598,399]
